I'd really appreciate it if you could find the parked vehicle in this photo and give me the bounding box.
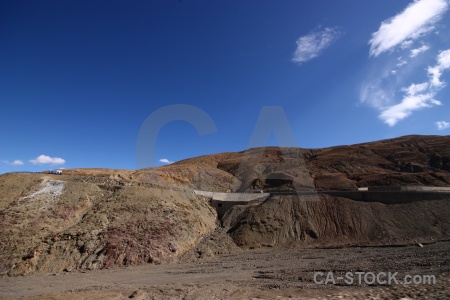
[48,170,62,175]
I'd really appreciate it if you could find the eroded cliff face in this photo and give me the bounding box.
[0,172,216,276]
[222,195,450,248]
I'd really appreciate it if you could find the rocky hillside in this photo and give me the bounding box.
[305,135,450,190]
[0,171,216,276]
[223,194,450,249]
[170,134,450,191]
[0,135,449,276]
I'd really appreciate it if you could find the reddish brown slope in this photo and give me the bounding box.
[305,135,450,190]
[171,135,450,191]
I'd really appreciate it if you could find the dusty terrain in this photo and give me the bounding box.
[0,135,449,299]
[1,241,449,299]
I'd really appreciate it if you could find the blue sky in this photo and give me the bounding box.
[1,0,450,173]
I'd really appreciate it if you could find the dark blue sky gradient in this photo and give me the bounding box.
[1,0,449,172]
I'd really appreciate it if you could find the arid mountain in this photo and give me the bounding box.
[0,135,449,276]
[167,134,450,191]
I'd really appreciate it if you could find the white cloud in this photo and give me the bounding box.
[159,158,173,164]
[428,65,443,86]
[369,0,448,57]
[396,60,407,67]
[2,160,24,166]
[380,92,441,126]
[360,78,396,108]
[428,49,450,87]
[436,121,450,129]
[292,27,341,64]
[402,82,429,95]
[364,48,450,126]
[410,44,430,57]
[29,155,65,165]
[362,1,450,126]
[401,40,414,49]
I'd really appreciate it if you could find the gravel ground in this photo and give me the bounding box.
[1,241,449,299]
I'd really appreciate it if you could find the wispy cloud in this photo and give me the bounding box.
[29,155,65,165]
[159,158,173,164]
[362,0,450,126]
[402,82,429,95]
[2,160,24,166]
[379,49,450,126]
[360,76,397,108]
[436,121,450,129]
[379,93,440,126]
[292,27,341,64]
[401,40,414,49]
[369,0,448,57]
[428,49,450,87]
[410,44,430,57]
[396,58,408,67]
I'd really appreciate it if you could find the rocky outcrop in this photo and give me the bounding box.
[222,195,450,248]
[0,173,216,276]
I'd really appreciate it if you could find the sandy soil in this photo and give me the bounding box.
[1,241,449,299]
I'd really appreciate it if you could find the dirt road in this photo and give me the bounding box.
[1,241,449,299]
